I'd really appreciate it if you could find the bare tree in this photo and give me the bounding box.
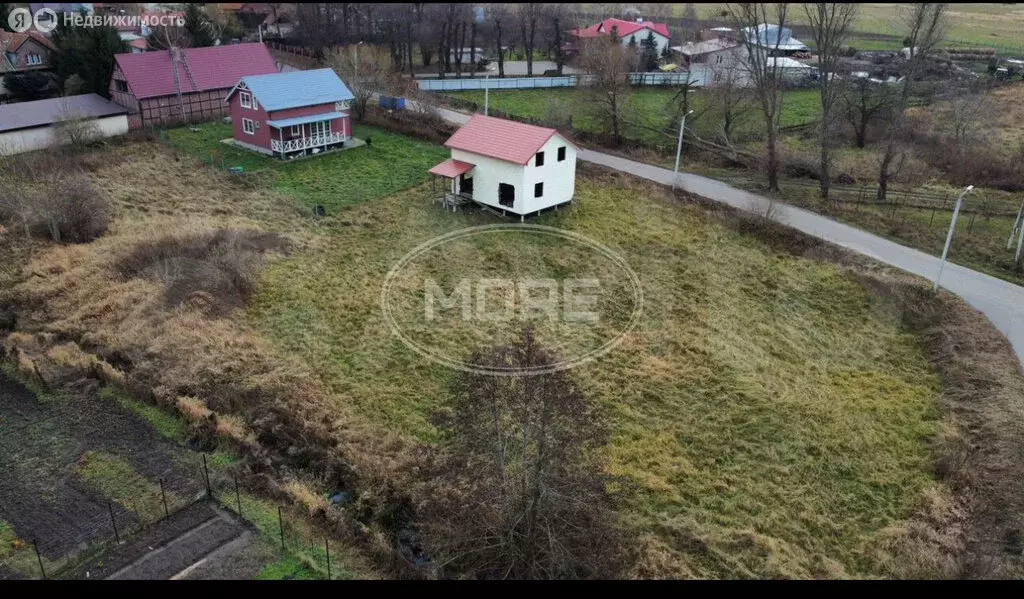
[707,61,753,145]
[490,4,509,77]
[875,3,948,202]
[53,101,101,152]
[326,44,396,120]
[945,81,990,155]
[515,3,542,76]
[729,2,791,192]
[420,328,621,579]
[840,77,895,148]
[578,35,635,145]
[804,3,858,200]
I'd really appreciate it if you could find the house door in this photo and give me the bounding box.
[312,120,330,138]
[498,183,514,207]
[459,174,473,197]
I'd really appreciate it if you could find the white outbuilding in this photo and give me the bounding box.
[0,94,128,156]
[429,115,577,220]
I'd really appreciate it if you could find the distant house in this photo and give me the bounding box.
[0,93,128,156]
[224,68,355,159]
[109,42,278,129]
[428,115,578,220]
[0,30,58,101]
[742,23,808,56]
[570,17,671,56]
[672,38,745,69]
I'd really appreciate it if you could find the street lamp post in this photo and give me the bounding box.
[934,184,974,293]
[673,109,694,190]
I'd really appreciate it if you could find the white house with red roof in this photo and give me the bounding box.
[429,115,577,219]
[571,17,671,55]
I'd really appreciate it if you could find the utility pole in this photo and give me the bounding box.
[484,73,490,115]
[673,109,694,190]
[934,185,974,292]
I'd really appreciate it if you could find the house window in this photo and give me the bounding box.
[239,91,252,109]
[498,183,515,207]
[5,52,17,67]
[291,125,302,136]
[242,118,255,135]
[27,53,41,65]
[252,96,259,110]
[535,151,545,167]
[115,79,128,92]
[716,54,723,64]
[534,182,544,198]
[557,146,566,162]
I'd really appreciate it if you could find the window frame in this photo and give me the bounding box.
[239,91,252,109]
[242,118,255,135]
[535,151,545,167]
[290,124,302,136]
[534,182,544,198]
[557,146,566,162]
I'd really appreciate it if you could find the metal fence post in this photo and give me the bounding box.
[235,476,242,518]
[32,539,46,580]
[202,454,211,497]
[278,506,285,550]
[159,478,169,518]
[325,537,331,580]
[108,501,120,545]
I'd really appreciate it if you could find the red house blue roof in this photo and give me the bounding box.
[226,69,355,111]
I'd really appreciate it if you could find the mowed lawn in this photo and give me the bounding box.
[163,122,449,212]
[442,88,821,146]
[244,164,944,577]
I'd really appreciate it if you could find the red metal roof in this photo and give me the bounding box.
[429,158,475,178]
[444,115,570,166]
[0,30,57,53]
[113,43,277,100]
[571,18,670,41]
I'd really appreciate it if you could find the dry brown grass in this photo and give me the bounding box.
[2,138,1023,578]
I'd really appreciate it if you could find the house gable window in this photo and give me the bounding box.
[239,91,252,109]
[535,151,545,167]
[534,182,544,198]
[242,118,255,135]
[27,53,41,65]
[115,79,128,92]
[5,52,17,67]
[557,146,566,162]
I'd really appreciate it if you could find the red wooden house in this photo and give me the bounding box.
[224,68,355,160]
[109,43,278,129]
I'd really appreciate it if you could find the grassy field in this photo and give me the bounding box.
[163,123,449,213]
[442,88,821,147]
[679,3,1024,50]
[1,130,987,578]
[244,165,948,577]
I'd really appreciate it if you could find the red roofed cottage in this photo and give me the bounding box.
[429,115,577,219]
[570,18,671,55]
[109,43,278,129]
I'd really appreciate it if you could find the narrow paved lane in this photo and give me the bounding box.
[428,104,1024,368]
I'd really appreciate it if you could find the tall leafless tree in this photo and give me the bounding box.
[515,3,542,76]
[840,77,895,148]
[578,35,634,145]
[420,328,621,579]
[490,5,508,77]
[729,2,790,192]
[804,3,858,200]
[876,3,948,202]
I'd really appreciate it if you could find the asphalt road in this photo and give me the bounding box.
[428,104,1024,368]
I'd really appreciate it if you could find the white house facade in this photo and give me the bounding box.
[430,115,577,219]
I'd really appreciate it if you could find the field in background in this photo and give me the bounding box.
[442,88,821,147]
[678,3,1024,51]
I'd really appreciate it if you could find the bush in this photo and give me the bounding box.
[36,178,111,243]
[117,228,291,315]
